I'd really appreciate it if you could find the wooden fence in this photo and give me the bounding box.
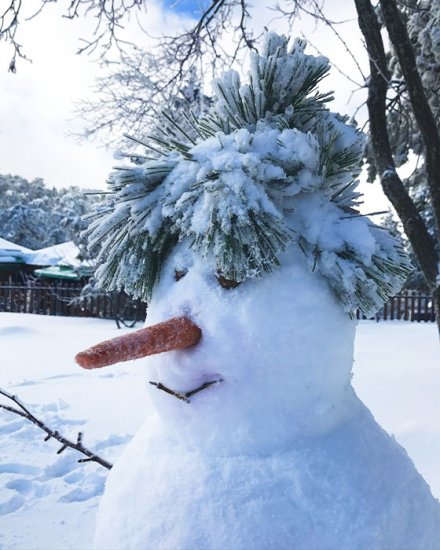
[0,280,146,321]
[0,282,435,322]
[357,290,435,322]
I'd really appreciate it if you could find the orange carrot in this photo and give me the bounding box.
[75,316,202,370]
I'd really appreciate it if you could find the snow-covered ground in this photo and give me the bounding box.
[0,312,438,549]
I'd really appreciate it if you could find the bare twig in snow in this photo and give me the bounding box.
[0,387,113,470]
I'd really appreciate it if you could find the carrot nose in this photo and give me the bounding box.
[75,316,202,370]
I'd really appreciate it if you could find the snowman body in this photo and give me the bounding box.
[93,248,440,549]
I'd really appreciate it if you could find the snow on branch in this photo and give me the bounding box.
[87,32,411,318]
[0,387,113,470]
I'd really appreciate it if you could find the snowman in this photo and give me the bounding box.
[76,34,440,549]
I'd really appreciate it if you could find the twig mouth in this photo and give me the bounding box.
[149,377,224,404]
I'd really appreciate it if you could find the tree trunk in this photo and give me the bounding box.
[434,286,440,331]
[353,0,440,336]
[379,0,440,235]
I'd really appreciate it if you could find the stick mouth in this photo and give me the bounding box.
[149,377,224,404]
[75,316,202,370]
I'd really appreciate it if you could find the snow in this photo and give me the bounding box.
[25,241,80,267]
[0,238,82,268]
[0,314,148,550]
[93,248,439,549]
[0,238,33,254]
[353,322,440,497]
[0,312,439,549]
[0,238,33,263]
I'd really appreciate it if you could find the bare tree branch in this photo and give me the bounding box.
[74,47,212,147]
[300,31,364,89]
[154,0,257,89]
[74,1,257,146]
[0,0,31,72]
[275,0,366,82]
[0,387,113,470]
[0,0,145,71]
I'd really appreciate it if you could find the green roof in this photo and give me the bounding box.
[34,265,93,281]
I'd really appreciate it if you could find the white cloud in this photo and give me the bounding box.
[0,0,193,190]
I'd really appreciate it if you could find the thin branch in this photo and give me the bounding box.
[341,210,388,219]
[276,0,355,25]
[0,387,113,470]
[275,0,366,81]
[0,0,144,71]
[300,31,364,89]
[310,0,367,81]
[0,0,31,72]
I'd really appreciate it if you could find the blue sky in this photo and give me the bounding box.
[162,0,205,16]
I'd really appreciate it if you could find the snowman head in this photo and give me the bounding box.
[86,33,410,320]
[141,243,359,452]
[76,33,410,448]
[77,241,357,452]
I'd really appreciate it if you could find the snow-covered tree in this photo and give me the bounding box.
[77,53,211,147]
[0,174,97,250]
[86,33,410,319]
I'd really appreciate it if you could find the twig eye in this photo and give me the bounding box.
[216,273,240,289]
[175,269,188,281]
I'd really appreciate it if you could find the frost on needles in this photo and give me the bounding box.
[87,33,411,318]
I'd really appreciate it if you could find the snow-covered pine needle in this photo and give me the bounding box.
[86,32,412,317]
